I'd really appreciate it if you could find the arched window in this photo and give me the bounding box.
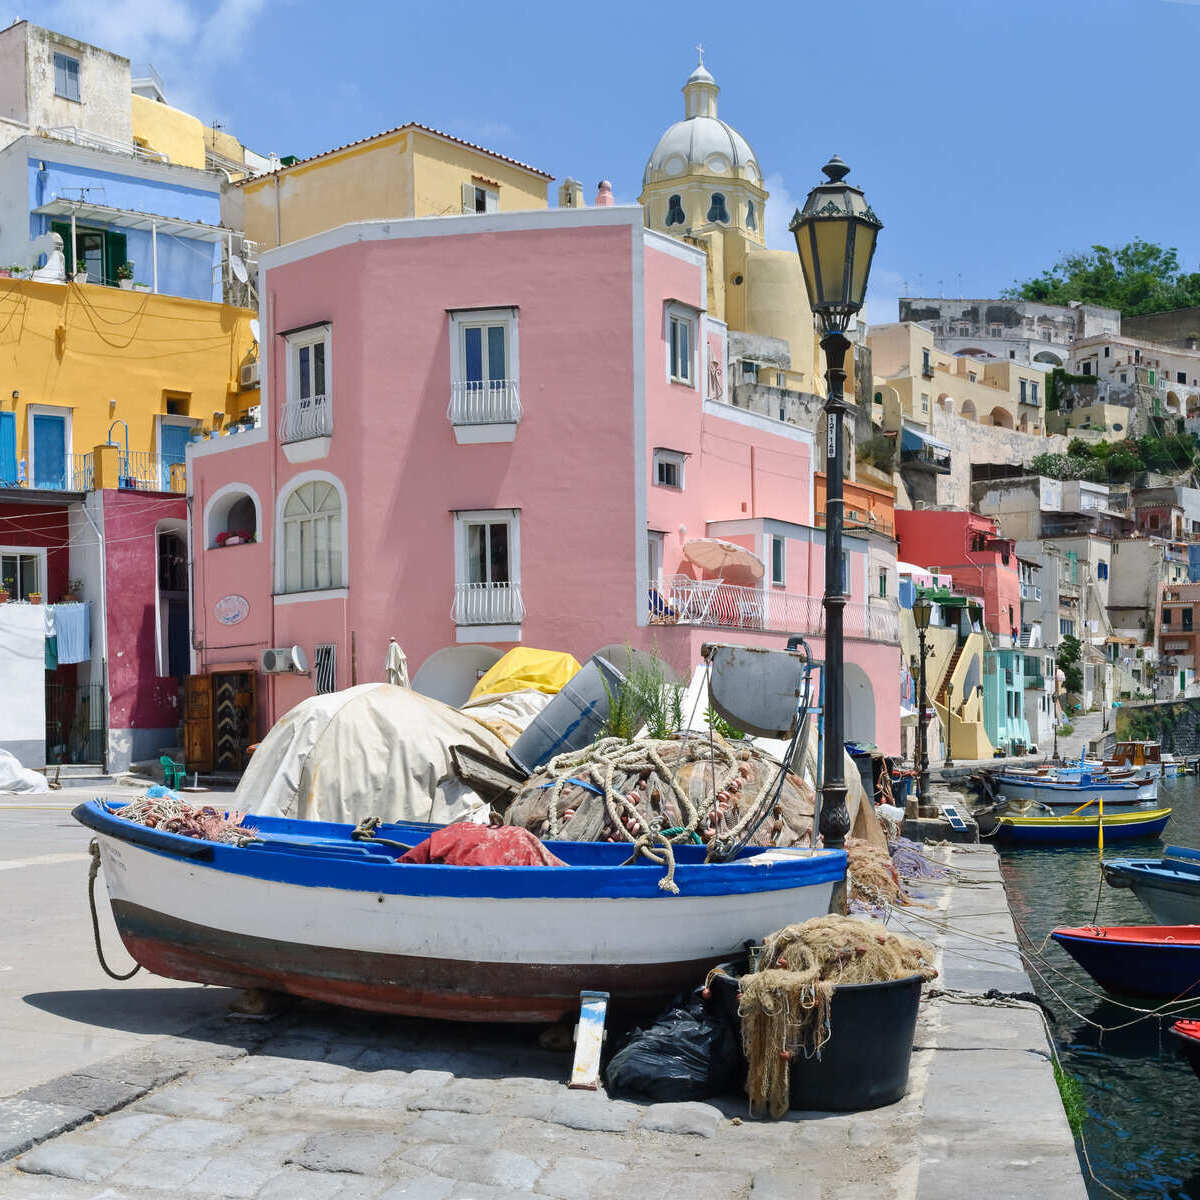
[745,200,756,231]
[707,193,730,223]
[665,195,685,226]
[281,480,342,593]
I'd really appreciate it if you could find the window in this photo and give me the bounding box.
[1104,347,1110,358]
[1185,609,1195,632]
[1019,379,1028,404]
[51,221,125,286]
[667,307,695,385]
[653,448,685,490]
[920,393,929,414]
[280,480,343,593]
[53,52,80,102]
[922,348,931,373]
[282,326,332,442]
[1060,618,1074,636]
[1120,374,1127,383]
[1097,560,1108,579]
[770,536,786,587]
[1179,372,1188,385]
[741,360,759,382]
[647,530,664,590]
[1082,362,1092,375]
[666,195,685,226]
[1164,607,1173,626]
[968,371,977,382]
[745,201,756,231]
[461,183,498,213]
[454,509,522,626]
[314,643,337,694]
[449,308,519,433]
[1031,381,1039,405]
[0,550,41,600]
[990,324,1002,338]
[707,193,730,223]
[878,568,888,598]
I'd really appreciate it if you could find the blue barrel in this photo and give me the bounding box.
[507,656,627,776]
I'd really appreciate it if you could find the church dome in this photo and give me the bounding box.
[642,57,761,189]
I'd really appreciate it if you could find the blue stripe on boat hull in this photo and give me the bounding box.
[994,816,1170,845]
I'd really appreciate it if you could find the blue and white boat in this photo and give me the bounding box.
[991,766,1157,810]
[1104,845,1200,925]
[74,800,845,1024]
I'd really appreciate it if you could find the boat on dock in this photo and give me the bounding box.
[73,799,846,1023]
[1050,925,1200,999]
[1171,1021,1200,1079]
[1104,845,1200,925]
[991,805,1172,845]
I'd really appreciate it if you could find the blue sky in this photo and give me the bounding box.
[32,0,1200,322]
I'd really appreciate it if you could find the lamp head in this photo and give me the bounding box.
[912,595,934,631]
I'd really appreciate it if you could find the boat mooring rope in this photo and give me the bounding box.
[86,839,141,982]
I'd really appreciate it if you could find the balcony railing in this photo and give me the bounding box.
[44,124,168,163]
[119,452,186,493]
[0,452,94,492]
[648,579,900,643]
[899,446,951,474]
[1024,675,1046,690]
[453,582,525,626]
[448,380,521,426]
[280,395,333,443]
[1020,582,1042,601]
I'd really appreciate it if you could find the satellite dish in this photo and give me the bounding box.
[249,317,260,343]
[229,254,249,283]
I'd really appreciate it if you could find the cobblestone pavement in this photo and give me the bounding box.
[0,845,1086,1200]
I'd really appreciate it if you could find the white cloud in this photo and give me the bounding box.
[763,171,800,251]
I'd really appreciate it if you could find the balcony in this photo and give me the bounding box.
[117,452,186,493]
[0,452,93,493]
[921,363,935,379]
[1024,675,1046,690]
[44,124,168,164]
[1020,582,1042,602]
[280,395,332,461]
[453,582,525,627]
[448,380,521,444]
[900,445,951,474]
[648,579,900,643]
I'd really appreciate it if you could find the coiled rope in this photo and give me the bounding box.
[86,839,141,981]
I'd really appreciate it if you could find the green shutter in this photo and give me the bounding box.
[103,231,127,287]
[50,221,75,273]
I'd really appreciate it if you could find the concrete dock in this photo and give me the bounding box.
[0,792,1086,1199]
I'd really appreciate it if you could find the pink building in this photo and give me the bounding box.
[894,510,1020,642]
[189,207,900,754]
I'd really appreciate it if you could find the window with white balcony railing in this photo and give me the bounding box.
[449,308,519,443]
[281,324,332,456]
[453,509,523,631]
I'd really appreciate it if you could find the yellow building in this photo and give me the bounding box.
[639,57,824,396]
[226,124,553,251]
[0,277,258,491]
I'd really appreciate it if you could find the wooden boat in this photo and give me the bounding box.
[1104,845,1200,925]
[1170,1020,1200,1079]
[991,768,1157,809]
[1050,925,1200,998]
[74,800,845,1023]
[992,806,1171,845]
[1104,740,1185,779]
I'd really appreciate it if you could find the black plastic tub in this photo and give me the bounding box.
[710,968,924,1112]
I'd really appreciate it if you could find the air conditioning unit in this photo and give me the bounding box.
[261,645,308,674]
[239,361,260,389]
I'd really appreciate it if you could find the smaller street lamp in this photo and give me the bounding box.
[944,679,955,768]
[912,595,934,808]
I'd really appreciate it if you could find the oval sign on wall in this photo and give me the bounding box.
[214,594,249,626]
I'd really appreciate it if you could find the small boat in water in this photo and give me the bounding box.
[1104,845,1200,925]
[74,800,845,1023]
[1171,1020,1200,1079]
[991,806,1172,845]
[991,767,1158,810]
[1050,925,1200,999]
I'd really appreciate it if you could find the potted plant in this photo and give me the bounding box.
[116,261,135,289]
[0,588,9,603]
[133,280,150,293]
[28,591,42,605]
[73,266,88,284]
[61,578,82,603]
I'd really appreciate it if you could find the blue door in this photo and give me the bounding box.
[32,413,66,489]
[159,422,190,490]
[0,412,15,485]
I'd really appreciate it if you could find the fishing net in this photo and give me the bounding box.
[738,915,937,1118]
[112,795,257,846]
[889,836,950,882]
[845,837,903,917]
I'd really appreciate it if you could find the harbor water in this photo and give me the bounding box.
[999,773,1200,1199]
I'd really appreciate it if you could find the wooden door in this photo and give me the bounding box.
[183,674,213,772]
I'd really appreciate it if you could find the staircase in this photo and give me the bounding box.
[937,643,965,705]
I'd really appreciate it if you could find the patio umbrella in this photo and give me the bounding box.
[682,537,765,581]
[385,638,410,687]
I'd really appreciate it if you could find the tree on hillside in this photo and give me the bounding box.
[1004,239,1200,316]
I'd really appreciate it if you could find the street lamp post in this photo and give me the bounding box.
[944,679,955,768]
[912,595,934,808]
[791,156,882,850]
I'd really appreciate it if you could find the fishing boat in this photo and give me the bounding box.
[1050,925,1200,999]
[1170,1021,1200,1079]
[73,800,845,1023]
[991,767,1157,810]
[990,805,1172,845]
[1104,845,1200,925]
[1105,740,1184,779]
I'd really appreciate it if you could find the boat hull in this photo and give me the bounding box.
[84,807,843,1023]
[992,774,1157,808]
[1051,926,1200,999]
[994,808,1171,845]
[1104,855,1200,925]
[1171,1021,1200,1079]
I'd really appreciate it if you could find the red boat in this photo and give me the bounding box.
[1172,1020,1200,1079]
[1050,925,1200,999]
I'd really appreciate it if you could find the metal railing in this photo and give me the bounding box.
[899,445,951,473]
[1,452,93,491]
[44,124,168,163]
[1024,675,1046,690]
[280,395,333,443]
[452,582,525,626]
[648,579,900,642]
[448,379,521,426]
[119,452,186,493]
[1020,582,1042,601]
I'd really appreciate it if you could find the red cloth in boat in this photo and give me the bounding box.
[399,823,567,867]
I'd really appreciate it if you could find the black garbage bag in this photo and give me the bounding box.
[605,986,741,1101]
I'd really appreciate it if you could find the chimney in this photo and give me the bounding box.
[557,178,584,208]
[594,180,614,207]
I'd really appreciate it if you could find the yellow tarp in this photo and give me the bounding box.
[467,647,582,702]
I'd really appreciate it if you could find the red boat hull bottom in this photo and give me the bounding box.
[1173,1020,1200,1080]
[112,900,726,1023]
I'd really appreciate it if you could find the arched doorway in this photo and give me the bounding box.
[960,398,977,420]
[989,406,1014,428]
[1032,351,1063,366]
[412,645,504,706]
[843,661,876,746]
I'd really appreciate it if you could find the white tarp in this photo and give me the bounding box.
[459,688,552,747]
[0,604,45,767]
[0,747,49,792]
[240,684,508,826]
